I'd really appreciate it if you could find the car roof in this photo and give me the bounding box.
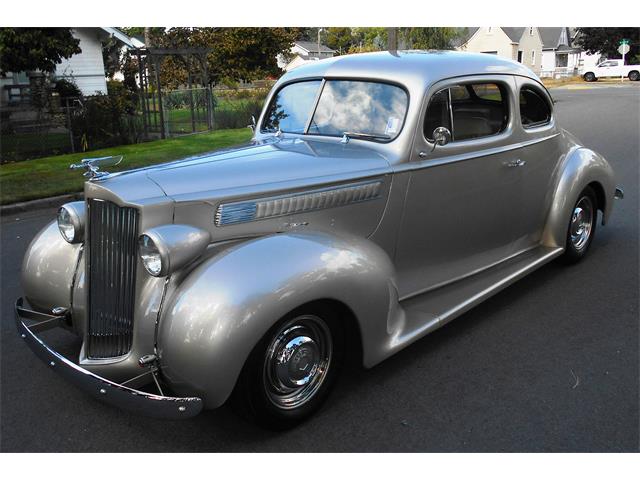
[280,50,538,88]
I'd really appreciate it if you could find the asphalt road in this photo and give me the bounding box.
[1,83,638,452]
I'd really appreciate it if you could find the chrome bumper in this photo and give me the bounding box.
[15,298,203,419]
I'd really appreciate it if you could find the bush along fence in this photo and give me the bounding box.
[1,81,269,164]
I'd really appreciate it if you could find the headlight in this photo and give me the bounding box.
[57,202,85,243]
[138,225,210,277]
[139,234,163,276]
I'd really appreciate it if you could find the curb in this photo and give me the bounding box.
[0,192,83,216]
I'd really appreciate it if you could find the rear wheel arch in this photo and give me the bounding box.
[628,70,639,81]
[587,180,606,223]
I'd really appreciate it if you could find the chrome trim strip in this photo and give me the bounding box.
[399,132,561,173]
[15,298,202,419]
[215,180,383,226]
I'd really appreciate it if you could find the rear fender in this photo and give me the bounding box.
[541,146,616,248]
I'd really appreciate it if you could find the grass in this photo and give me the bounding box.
[1,132,73,162]
[0,127,252,205]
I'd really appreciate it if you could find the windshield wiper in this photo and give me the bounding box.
[341,132,391,143]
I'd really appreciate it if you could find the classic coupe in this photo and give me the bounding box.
[16,51,623,429]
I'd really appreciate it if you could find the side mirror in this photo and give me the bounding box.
[248,115,257,132]
[431,126,452,151]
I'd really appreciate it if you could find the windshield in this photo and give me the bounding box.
[261,79,408,141]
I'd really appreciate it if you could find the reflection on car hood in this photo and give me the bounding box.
[141,137,392,200]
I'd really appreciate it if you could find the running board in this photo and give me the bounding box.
[382,246,564,362]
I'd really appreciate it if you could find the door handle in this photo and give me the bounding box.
[506,159,526,168]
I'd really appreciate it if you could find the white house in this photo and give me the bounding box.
[277,40,336,72]
[1,27,141,106]
[457,27,602,78]
[457,27,544,74]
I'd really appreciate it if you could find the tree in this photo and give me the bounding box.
[148,27,301,87]
[0,28,81,75]
[400,27,460,50]
[348,27,463,53]
[575,28,639,64]
[325,27,357,54]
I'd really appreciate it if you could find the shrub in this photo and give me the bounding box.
[54,78,82,99]
[70,86,143,151]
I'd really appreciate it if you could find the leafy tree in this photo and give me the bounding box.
[575,28,639,64]
[0,28,81,75]
[148,27,301,87]
[351,27,388,52]
[400,27,460,50]
[348,27,463,53]
[325,27,356,54]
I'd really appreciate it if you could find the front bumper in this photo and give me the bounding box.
[15,298,203,419]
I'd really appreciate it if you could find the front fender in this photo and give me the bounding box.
[157,231,396,409]
[21,220,82,314]
[541,146,616,249]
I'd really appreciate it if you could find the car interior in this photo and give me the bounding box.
[424,82,508,142]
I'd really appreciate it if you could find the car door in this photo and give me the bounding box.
[596,61,616,78]
[393,75,521,298]
[511,78,562,252]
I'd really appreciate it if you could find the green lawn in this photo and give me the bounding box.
[0,128,252,205]
[1,132,73,162]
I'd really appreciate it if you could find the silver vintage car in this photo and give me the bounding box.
[16,51,623,429]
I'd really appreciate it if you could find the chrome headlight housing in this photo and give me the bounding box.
[139,225,211,277]
[139,234,163,276]
[57,202,85,244]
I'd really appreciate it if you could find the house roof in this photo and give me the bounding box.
[100,27,145,49]
[294,40,335,54]
[457,27,525,46]
[500,27,526,43]
[538,27,567,49]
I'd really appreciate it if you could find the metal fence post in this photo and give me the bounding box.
[65,98,75,154]
[153,57,166,139]
[207,86,213,131]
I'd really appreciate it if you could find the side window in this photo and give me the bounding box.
[519,86,552,128]
[423,89,451,141]
[424,82,508,143]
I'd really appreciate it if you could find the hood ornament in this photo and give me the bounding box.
[69,155,123,180]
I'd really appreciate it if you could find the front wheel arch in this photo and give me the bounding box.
[628,70,639,81]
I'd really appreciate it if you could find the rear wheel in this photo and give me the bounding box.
[232,303,344,430]
[561,186,597,264]
[583,72,596,82]
[629,70,639,81]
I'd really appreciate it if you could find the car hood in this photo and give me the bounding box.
[140,137,392,201]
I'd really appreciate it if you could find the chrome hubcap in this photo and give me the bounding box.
[264,315,332,410]
[570,196,593,251]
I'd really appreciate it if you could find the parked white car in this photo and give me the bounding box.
[583,59,640,82]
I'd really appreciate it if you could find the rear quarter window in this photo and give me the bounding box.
[519,86,552,128]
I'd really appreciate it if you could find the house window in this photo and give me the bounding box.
[531,50,536,65]
[487,27,493,33]
[529,27,534,36]
[424,82,508,142]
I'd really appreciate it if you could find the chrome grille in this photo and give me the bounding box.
[86,199,139,359]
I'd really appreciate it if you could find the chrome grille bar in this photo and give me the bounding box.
[87,199,139,359]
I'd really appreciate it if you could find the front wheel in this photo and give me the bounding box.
[561,186,597,264]
[232,304,344,430]
[628,70,639,81]
[583,72,596,82]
